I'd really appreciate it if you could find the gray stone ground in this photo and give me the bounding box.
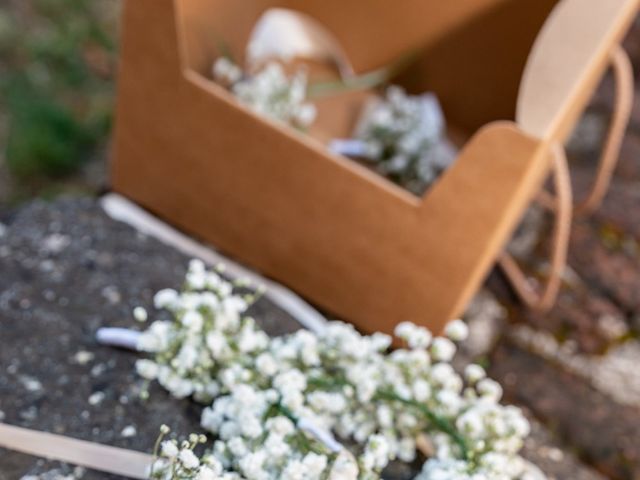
[0,198,604,479]
[0,198,302,479]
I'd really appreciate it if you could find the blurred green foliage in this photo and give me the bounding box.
[0,0,118,178]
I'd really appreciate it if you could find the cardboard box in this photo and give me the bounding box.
[113,0,638,335]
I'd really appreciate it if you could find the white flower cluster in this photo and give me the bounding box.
[151,422,360,480]
[354,86,455,195]
[136,259,265,403]
[149,426,230,480]
[212,57,317,130]
[138,260,532,480]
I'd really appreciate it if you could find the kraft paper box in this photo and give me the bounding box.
[113,0,638,335]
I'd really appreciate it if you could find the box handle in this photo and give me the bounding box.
[575,46,634,214]
[499,144,572,312]
[516,0,637,141]
[499,45,632,311]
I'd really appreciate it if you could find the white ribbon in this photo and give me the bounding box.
[100,194,329,335]
[96,327,141,350]
[328,139,370,157]
[298,417,344,453]
[0,423,152,479]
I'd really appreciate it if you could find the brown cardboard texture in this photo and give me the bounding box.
[113,0,639,335]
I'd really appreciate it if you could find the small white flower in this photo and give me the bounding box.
[182,310,204,332]
[189,258,206,274]
[430,337,457,362]
[137,321,172,352]
[204,456,224,475]
[328,450,358,480]
[264,432,291,458]
[179,448,200,469]
[303,452,328,476]
[444,319,469,342]
[377,405,394,429]
[266,416,295,436]
[412,379,431,402]
[292,103,317,129]
[464,364,486,384]
[135,359,159,380]
[237,324,269,353]
[361,434,390,472]
[430,363,456,384]
[195,466,217,480]
[133,306,148,322]
[282,459,306,480]
[397,436,416,462]
[175,344,199,371]
[408,325,432,349]
[187,271,207,290]
[227,436,248,457]
[477,378,504,402]
[239,451,267,479]
[154,289,179,309]
[394,321,415,340]
[161,440,179,459]
[370,332,392,352]
[206,331,231,360]
[255,352,278,376]
[273,369,307,394]
[212,57,243,86]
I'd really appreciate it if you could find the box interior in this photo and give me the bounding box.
[175,0,559,144]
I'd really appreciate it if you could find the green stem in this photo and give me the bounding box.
[274,402,298,423]
[149,429,168,479]
[307,376,469,460]
[272,403,330,455]
[375,389,469,461]
[307,375,348,391]
[307,49,419,99]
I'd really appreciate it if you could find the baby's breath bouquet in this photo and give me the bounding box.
[212,57,317,130]
[135,260,533,480]
[211,55,455,196]
[333,87,455,195]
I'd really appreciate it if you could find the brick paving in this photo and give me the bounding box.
[491,342,640,480]
[487,18,640,480]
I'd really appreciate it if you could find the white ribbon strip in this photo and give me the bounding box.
[328,139,370,157]
[100,194,328,335]
[0,423,152,479]
[96,327,141,350]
